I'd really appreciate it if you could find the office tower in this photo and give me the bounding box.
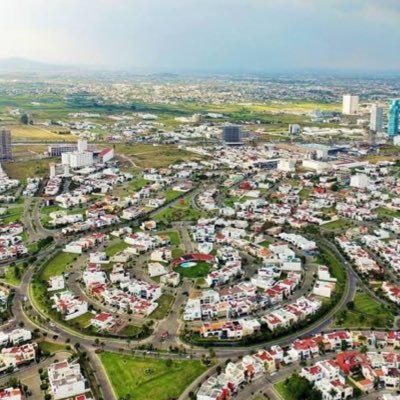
[370,104,384,132]
[222,125,242,144]
[77,139,88,153]
[342,94,359,115]
[0,129,12,160]
[388,99,400,138]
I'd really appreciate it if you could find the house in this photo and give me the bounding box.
[48,360,87,400]
[91,312,114,330]
[0,387,22,400]
[48,275,65,292]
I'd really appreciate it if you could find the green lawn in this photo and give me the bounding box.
[334,292,394,329]
[119,325,142,337]
[165,190,182,202]
[259,239,272,248]
[299,188,311,201]
[38,341,72,354]
[154,204,203,222]
[2,206,24,223]
[175,261,211,278]
[157,231,181,246]
[105,241,129,257]
[0,265,23,286]
[70,312,93,328]
[172,248,185,258]
[40,251,77,280]
[150,294,174,320]
[275,380,294,400]
[321,218,352,231]
[376,207,400,218]
[99,352,207,400]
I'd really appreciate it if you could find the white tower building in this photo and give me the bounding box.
[342,94,359,115]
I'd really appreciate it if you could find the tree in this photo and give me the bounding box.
[20,113,30,125]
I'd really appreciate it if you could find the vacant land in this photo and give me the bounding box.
[3,158,58,180]
[376,207,400,219]
[105,241,129,257]
[114,144,204,168]
[99,352,207,400]
[40,251,77,280]
[321,218,353,231]
[150,294,174,320]
[38,341,72,354]
[157,231,181,246]
[334,292,394,329]
[0,265,23,286]
[6,124,75,141]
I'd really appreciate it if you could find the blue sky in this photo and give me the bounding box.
[1,0,399,72]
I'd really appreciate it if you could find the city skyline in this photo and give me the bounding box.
[1,0,400,73]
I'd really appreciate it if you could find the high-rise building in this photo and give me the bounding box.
[370,104,384,132]
[0,129,12,160]
[222,125,242,144]
[342,94,359,115]
[388,99,400,138]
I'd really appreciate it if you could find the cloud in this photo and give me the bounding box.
[0,0,399,71]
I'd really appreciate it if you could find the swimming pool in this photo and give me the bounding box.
[180,262,197,268]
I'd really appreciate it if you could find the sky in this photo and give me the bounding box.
[1,0,400,72]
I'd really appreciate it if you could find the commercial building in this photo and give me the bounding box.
[48,144,77,157]
[223,125,242,144]
[342,94,359,115]
[370,104,384,133]
[388,99,400,138]
[0,129,12,160]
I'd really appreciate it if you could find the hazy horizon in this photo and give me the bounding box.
[1,0,400,73]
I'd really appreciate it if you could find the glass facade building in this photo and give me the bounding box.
[388,99,400,137]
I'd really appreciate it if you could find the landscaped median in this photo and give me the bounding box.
[98,351,209,400]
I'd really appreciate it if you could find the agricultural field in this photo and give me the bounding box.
[5,124,75,141]
[99,352,207,400]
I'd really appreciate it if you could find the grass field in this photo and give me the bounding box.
[275,380,293,400]
[321,218,353,231]
[3,158,58,180]
[71,312,93,329]
[114,144,205,168]
[2,206,24,223]
[157,230,181,246]
[40,251,77,280]
[150,294,174,320]
[118,324,142,337]
[376,207,400,219]
[0,265,22,286]
[334,292,394,329]
[105,241,129,257]
[38,341,72,354]
[175,261,211,279]
[99,352,207,400]
[154,204,203,222]
[165,190,182,202]
[6,125,76,141]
